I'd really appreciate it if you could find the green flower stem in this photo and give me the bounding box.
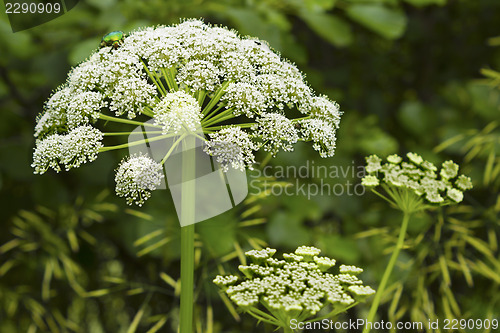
[204,114,236,128]
[197,90,207,106]
[249,307,281,325]
[370,189,396,208]
[142,60,167,97]
[99,133,177,152]
[152,71,168,97]
[169,67,179,91]
[202,81,231,116]
[144,105,155,115]
[204,122,255,131]
[202,106,235,125]
[98,114,161,128]
[202,110,236,128]
[161,67,178,92]
[363,212,411,333]
[304,302,358,323]
[160,134,187,165]
[179,134,196,333]
[202,113,309,132]
[203,102,226,120]
[103,130,164,136]
[245,309,280,326]
[291,115,312,123]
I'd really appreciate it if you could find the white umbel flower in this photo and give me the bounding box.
[252,113,298,156]
[205,126,257,171]
[60,125,103,171]
[32,134,64,174]
[153,91,203,134]
[32,125,103,174]
[222,82,268,118]
[34,87,72,138]
[299,118,337,158]
[115,154,164,206]
[362,153,473,208]
[177,60,221,93]
[214,246,374,325]
[310,96,342,128]
[67,91,106,129]
[33,20,344,205]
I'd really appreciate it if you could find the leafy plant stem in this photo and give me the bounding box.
[179,134,196,333]
[363,212,411,333]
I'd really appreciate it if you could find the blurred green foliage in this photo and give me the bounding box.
[1,0,500,332]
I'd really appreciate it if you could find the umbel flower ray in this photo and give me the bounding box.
[32,19,342,206]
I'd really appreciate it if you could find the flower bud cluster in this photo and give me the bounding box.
[362,153,473,205]
[214,246,374,323]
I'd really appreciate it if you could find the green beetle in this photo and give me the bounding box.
[100,31,125,50]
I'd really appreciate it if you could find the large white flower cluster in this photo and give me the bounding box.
[32,19,342,206]
[214,247,374,327]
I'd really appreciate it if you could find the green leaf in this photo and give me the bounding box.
[317,234,361,263]
[127,294,152,333]
[300,12,353,47]
[348,0,398,4]
[404,0,446,7]
[398,101,431,135]
[345,4,407,39]
[224,8,282,51]
[303,0,337,11]
[69,39,99,66]
[267,212,310,248]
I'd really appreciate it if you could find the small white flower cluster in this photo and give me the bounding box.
[310,96,342,128]
[362,153,473,204]
[251,113,298,156]
[114,154,164,206]
[299,118,337,157]
[214,246,374,325]
[68,47,156,119]
[204,126,258,171]
[34,88,107,139]
[153,91,203,134]
[32,125,103,174]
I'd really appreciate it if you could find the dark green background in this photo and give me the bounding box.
[1,0,499,332]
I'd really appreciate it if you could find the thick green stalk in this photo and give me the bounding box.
[99,133,177,152]
[363,212,411,333]
[98,114,161,128]
[179,135,196,333]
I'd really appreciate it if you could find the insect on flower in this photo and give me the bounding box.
[100,31,125,49]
